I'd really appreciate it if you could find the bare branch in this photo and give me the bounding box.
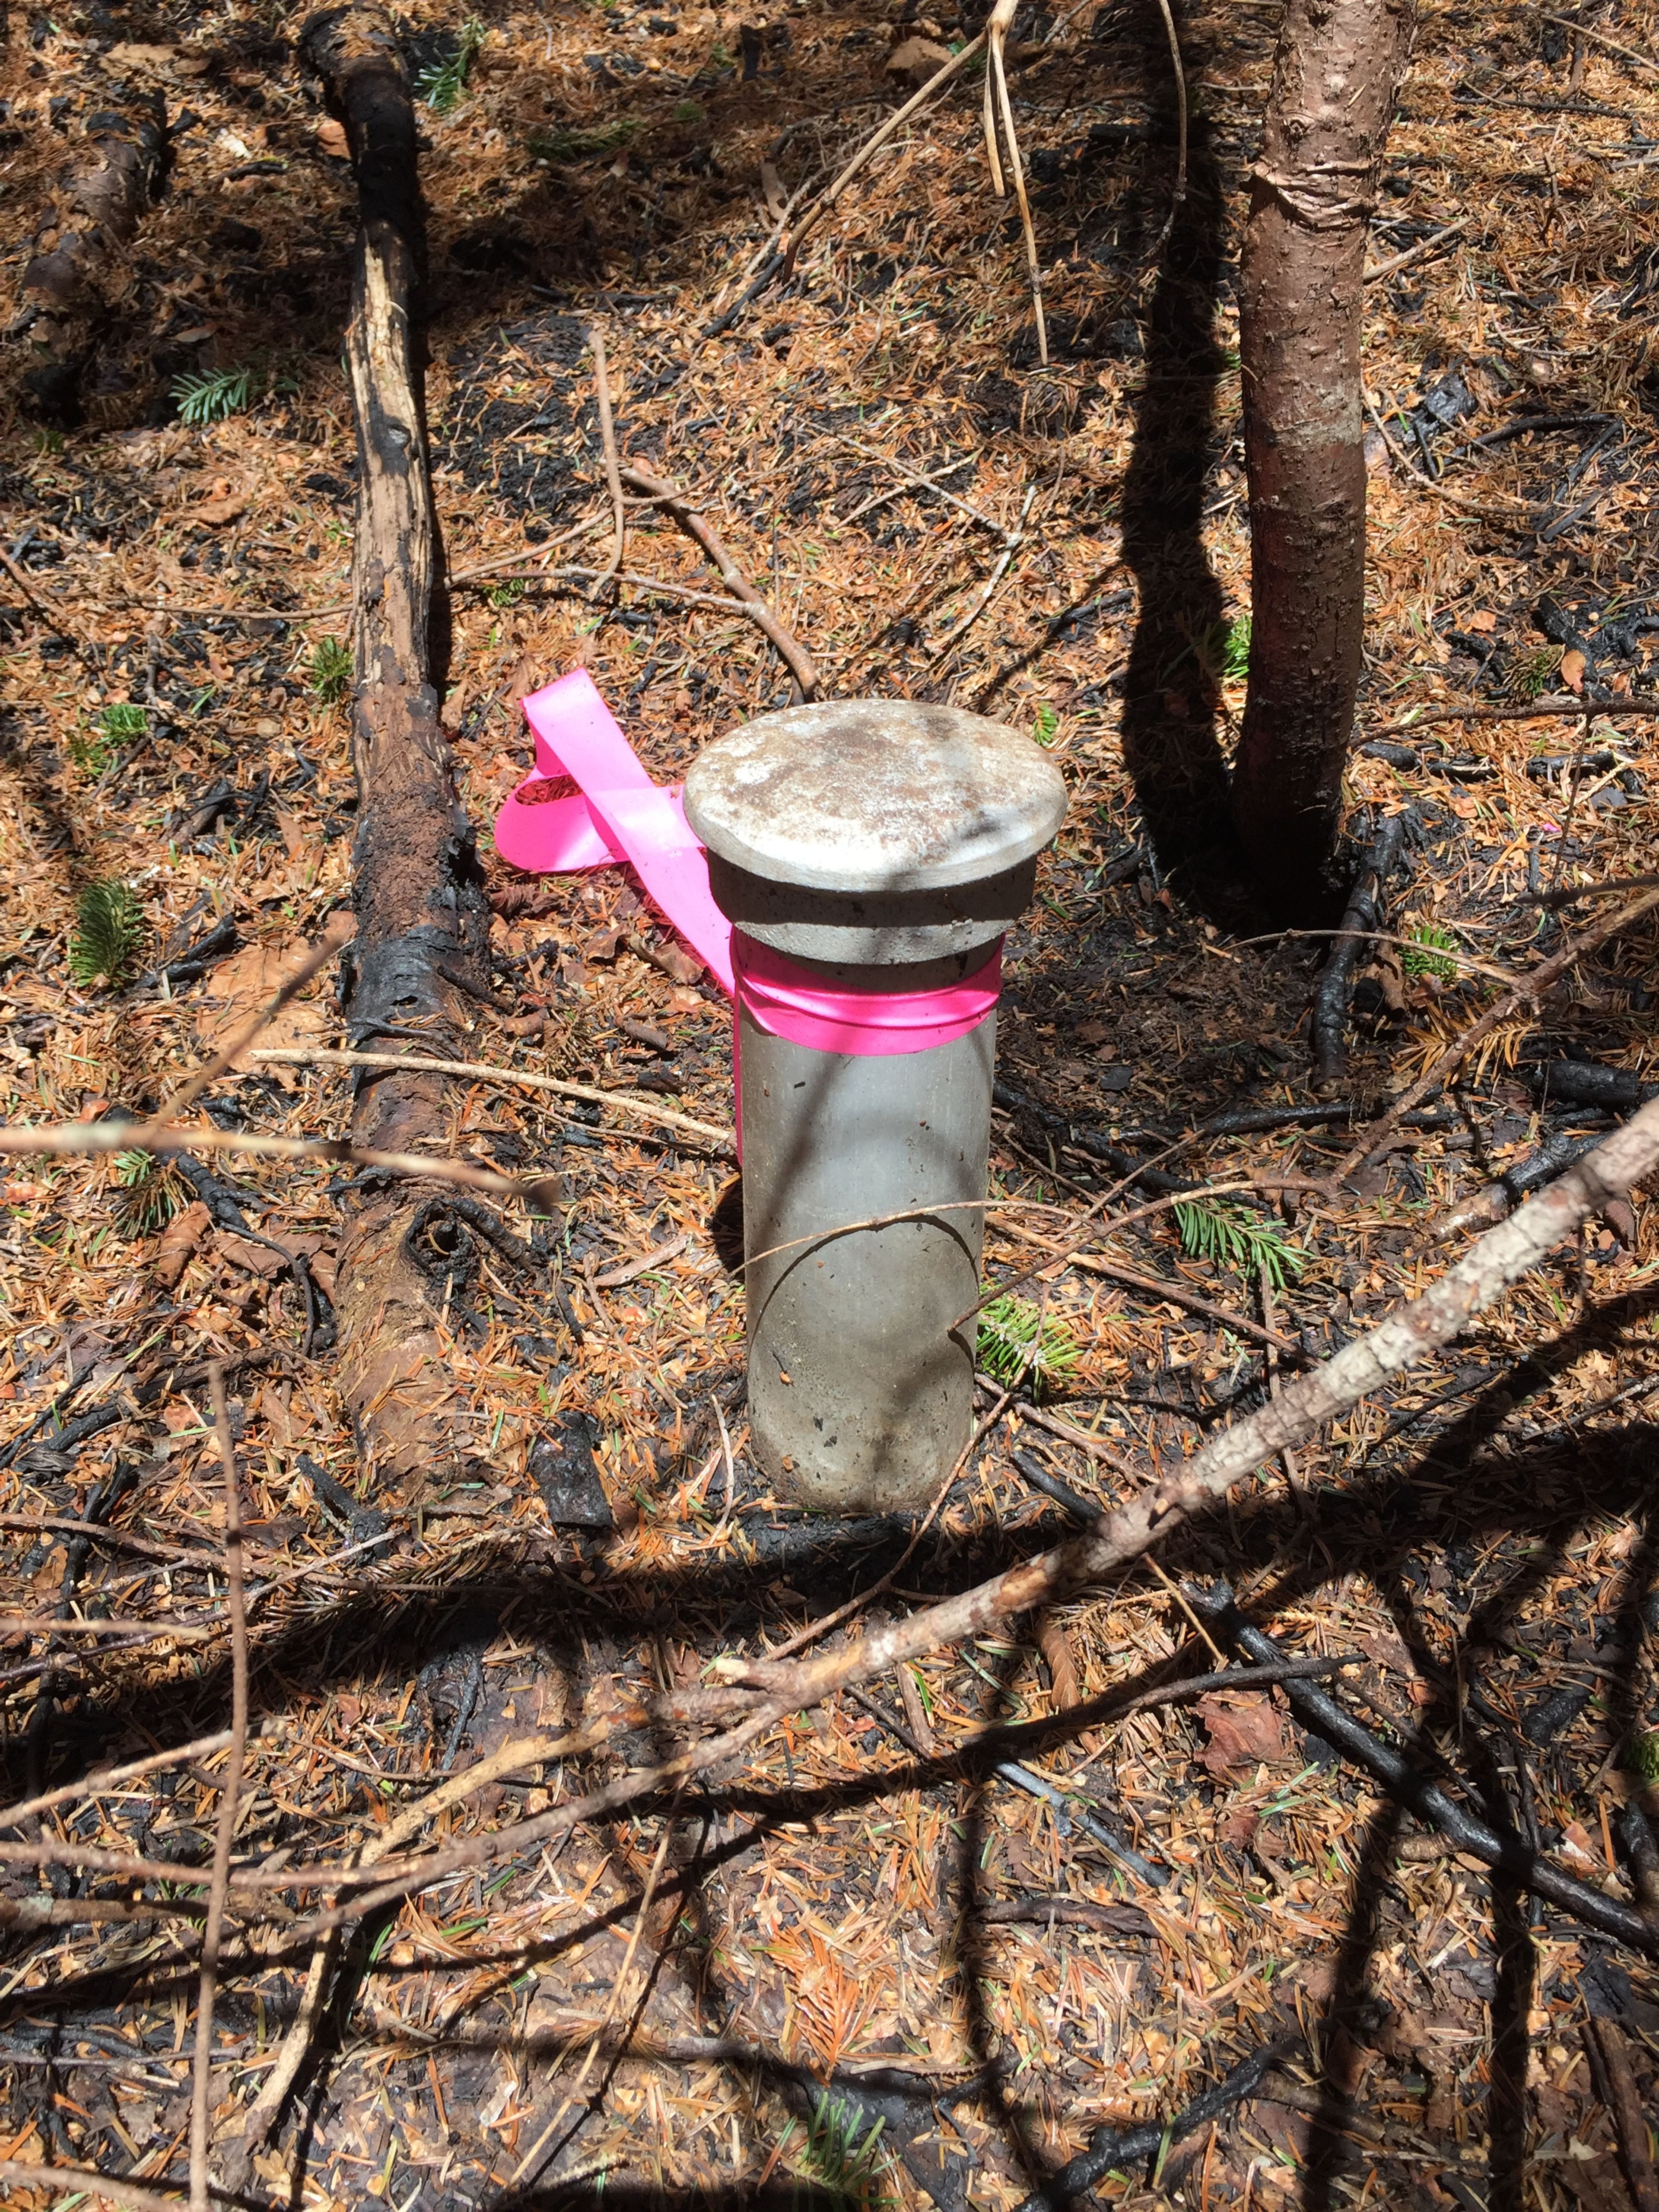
[1329,887,1659,1183]
[191,1367,247,2212]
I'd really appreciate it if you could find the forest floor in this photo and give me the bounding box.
[1,0,1659,2207]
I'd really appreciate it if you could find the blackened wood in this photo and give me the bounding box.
[1198,1581,1659,1955]
[1232,0,1417,916]
[302,6,493,1487]
[1309,808,1411,1090]
[16,91,165,423]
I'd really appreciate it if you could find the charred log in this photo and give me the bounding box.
[302,6,496,1491]
[13,91,166,424]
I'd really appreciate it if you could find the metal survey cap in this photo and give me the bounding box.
[683,699,1069,896]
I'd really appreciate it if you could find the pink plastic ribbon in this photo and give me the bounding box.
[494,670,1002,1059]
[495,669,734,994]
[731,931,1001,1056]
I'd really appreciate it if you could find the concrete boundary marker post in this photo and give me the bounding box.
[684,700,1067,1513]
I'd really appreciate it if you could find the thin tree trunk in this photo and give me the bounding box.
[301,6,494,1490]
[15,90,166,424]
[1231,0,1416,918]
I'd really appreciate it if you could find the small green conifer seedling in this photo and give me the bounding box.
[70,880,146,989]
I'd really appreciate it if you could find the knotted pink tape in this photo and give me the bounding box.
[494,670,1002,1058]
[495,669,735,994]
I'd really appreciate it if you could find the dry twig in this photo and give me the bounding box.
[0,1116,563,1212]
[983,0,1048,362]
[0,2164,191,2212]
[620,464,817,697]
[1367,693,1659,739]
[1328,886,1659,1184]
[1537,10,1659,75]
[1524,871,1659,910]
[1148,0,1189,251]
[191,1367,247,2212]
[1586,2015,1659,2212]
[140,934,341,1138]
[0,1728,236,1834]
[782,34,988,277]
[1364,389,1533,518]
[247,1045,734,1149]
[1363,213,1472,283]
[588,324,627,586]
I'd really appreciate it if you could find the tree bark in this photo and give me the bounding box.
[301,6,495,1491]
[14,90,166,424]
[1231,0,1416,918]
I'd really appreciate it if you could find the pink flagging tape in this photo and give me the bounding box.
[732,931,1001,1056]
[495,668,735,994]
[493,669,1003,1061]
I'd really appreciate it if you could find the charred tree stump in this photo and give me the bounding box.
[13,90,166,423]
[1230,0,1416,919]
[302,6,495,1490]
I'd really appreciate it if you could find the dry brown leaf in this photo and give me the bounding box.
[1194,1691,1290,1776]
[197,910,355,1083]
[102,41,176,70]
[1362,942,1408,1016]
[886,34,953,81]
[218,1229,337,1299]
[155,1200,213,1290]
[1036,1611,1079,1707]
[198,483,250,527]
[1355,1624,1421,1677]
[1560,646,1586,694]
[501,652,541,706]
[1219,1802,1259,1849]
[1464,608,1497,633]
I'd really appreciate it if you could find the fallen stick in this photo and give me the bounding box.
[1193,1580,1659,1955]
[588,323,627,585]
[1016,2033,1300,2209]
[931,483,1036,656]
[1363,213,1473,283]
[620,464,817,698]
[1310,810,1411,1092]
[16,89,166,424]
[0,1117,561,1214]
[11,1111,1659,1964]
[0,1728,235,1835]
[1537,10,1659,76]
[1366,692,1659,741]
[781,34,988,279]
[245,1043,735,1150]
[0,2166,188,2212]
[1427,1128,1606,1242]
[1066,1252,1308,1363]
[191,1372,246,2212]
[1328,886,1659,1185]
[984,0,1049,362]
[260,1093,1659,1941]
[219,1709,609,2188]
[1585,2016,1659,2212]
[1526,870,1659,911]
[1005,1398,1139,1469]
[140,934,343,1138]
